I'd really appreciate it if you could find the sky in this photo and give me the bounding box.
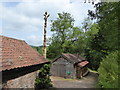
[0,0,98,46]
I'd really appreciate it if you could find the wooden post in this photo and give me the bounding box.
[43,12,50,59]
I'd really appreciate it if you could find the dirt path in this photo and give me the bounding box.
[50,72,98,88]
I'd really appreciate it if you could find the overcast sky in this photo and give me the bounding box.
[0,0,97,46]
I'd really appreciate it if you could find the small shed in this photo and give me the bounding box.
[50,53,89,79]
[0,35,49,88]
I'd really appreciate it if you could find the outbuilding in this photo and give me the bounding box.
[50,53,89,79]
[0,35,49,88]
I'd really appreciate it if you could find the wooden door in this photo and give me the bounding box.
[56,64,66,77]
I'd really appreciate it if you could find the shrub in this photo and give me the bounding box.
[35,64,53,89]
[98,51,119,88]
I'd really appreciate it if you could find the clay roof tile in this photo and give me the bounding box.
[0,35,49,71]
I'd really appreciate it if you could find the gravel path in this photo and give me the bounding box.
[50,72,98,88]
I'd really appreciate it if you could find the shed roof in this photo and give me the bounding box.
[77,61,89,67]
[53,53,86,64]
[0,35,49,71]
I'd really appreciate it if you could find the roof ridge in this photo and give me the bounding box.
[62,53,85,63]
[0,35,25,42]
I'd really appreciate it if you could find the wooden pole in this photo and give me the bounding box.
[43,12,50,59]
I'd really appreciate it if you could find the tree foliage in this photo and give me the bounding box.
[98,51,119,88]
[35,64,53,89]
[51,12,75,45]
[47,12,78,59]
[87,2,119,88]
[86,2,119,70]
[47,12,99,61]
[89,2,119,51]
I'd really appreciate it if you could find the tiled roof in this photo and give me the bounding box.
[0,35,49,71]
[77,61,89,67]
[62,53,86,64]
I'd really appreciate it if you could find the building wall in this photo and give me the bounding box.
[3,70,38,88]
[51,57,76,79]
[2,64,44,88]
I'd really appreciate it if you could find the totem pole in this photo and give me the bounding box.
[43,12,50,59]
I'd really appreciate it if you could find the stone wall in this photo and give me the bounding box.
[2,64,44,88]
[3,70,38,88]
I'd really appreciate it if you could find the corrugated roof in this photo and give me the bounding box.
[0,35,49,71]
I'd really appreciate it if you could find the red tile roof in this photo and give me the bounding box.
[0,35,49,71]
[78,61,89,67]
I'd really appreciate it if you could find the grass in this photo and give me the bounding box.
[88,68,98,73]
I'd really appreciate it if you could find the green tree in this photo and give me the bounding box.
[82,17,92,33]
[86,2,119,70]
[47,12,76,59]
[35,64,53,89]
[84,23,100,70]
[98,51,119,88]
[47,36,63,59]
[47,13,99,59]
[88,2,119,51]
[51,12,75,45]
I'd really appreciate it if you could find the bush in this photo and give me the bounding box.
[98,51,119,88]
[35,64,53,89]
